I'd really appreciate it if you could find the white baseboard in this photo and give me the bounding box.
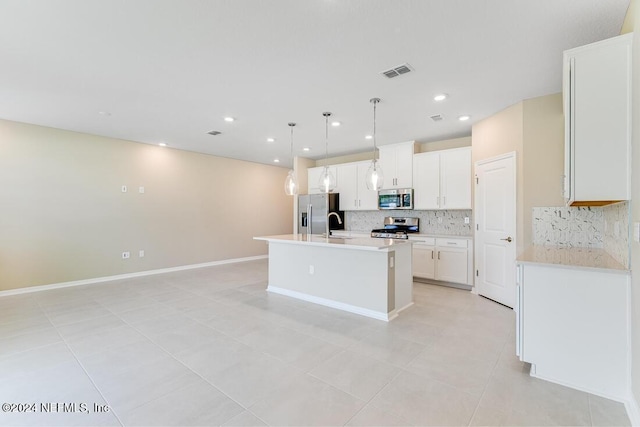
[625,391,640,427]
[0,255,268,298]
[529,366,628,404]
[267,285,396,322]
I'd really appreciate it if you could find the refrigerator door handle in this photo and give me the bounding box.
[308,205,312,235]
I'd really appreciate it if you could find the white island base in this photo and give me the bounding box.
[254,235,413,321]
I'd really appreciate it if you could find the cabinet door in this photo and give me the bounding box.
[307,167,323,194]
[336,163,358,211]
[377,146,396,189]
[435,248,468,284]
[413,152,440,209]
[394,143,414,188]
[356,161,378,210]
[308,166,338,194]
[566,35,631,203]
[440,148,471,209]
[412,245,435,279]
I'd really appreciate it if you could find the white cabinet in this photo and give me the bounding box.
[563,33,632,205]
[413,147,471,210]
[378,141,415,189]
[336,161,378,211]
[411,237,470,285]
[516,261,629,400]
[308,165,338,194]
[412,240,436,279]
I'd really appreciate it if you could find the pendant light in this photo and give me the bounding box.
[365,97,384,191]
[318,112,336,193]
[284,122,298,196]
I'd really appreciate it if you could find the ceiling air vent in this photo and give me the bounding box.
[207,130,222,136]
[381,63,413,79]
[430,114,443,122]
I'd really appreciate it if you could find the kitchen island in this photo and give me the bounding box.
[253,234,413,321]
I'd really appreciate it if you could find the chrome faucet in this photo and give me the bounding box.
[326,212,342,237]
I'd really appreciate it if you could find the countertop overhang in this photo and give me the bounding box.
[516,245,629,274]
[253,234,412,251]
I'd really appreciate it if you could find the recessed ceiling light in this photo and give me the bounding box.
[458,115,471,121]
[365,135,373,140]
[267,137,275,143]
[224,117,235,122]
[158,143,167,147]
[303,147,310,152]
[434,94,448,101]
[331,121,341,127]
[273,158,280,163]
[98,111,111,116]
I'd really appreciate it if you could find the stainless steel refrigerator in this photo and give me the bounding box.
[298,193,345,235]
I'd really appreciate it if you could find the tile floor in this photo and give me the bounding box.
[0,259,631,426]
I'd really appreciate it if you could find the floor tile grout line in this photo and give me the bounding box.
[465,337,511,427]
[36,299,125,427]
[110,313,260,424]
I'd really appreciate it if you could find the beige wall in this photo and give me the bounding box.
[522,93,565,250]
[0,119,293,291]
[629,0,640,410]
[417,136,471,153]
[472,94,564,255]
[472,101,526,254]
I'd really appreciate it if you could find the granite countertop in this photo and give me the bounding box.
[254,234,412,251]
[517,245,629,274]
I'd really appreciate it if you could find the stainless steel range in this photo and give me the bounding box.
[371,217,419,239]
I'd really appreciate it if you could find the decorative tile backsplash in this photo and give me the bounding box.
[532,202,629,268]
[532,207,603,248]
[603,202,629,268]
[345,209,473,236]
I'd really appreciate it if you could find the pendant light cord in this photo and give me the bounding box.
[288,122,296,163]
[322,112,331,163]
[370,98,380,162]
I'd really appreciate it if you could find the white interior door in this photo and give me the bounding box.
[475,153,516,308]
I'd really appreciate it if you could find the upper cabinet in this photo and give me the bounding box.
[413,147,471,210]
[563,33,632,206]
[378,141,415,189]
[308,165,338,194]
[336,161,377,211]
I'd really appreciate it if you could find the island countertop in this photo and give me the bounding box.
[253,234,412,251]
[516,245,629,274]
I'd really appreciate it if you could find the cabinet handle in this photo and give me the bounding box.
[436,196,440,207]
[437,251,440,260]
[431,251,434,259]
[443,196,446,206]
[358,200,361,207]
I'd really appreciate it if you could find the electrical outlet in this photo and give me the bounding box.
[464,217,470,224]
[438,217,443,223]
[139,186,145,194]
[634,222,640,243]
[122,251,130,259]
[139,250,145,258]
[121,185,127,193]
[309,265,314,275]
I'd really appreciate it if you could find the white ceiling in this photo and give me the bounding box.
[0,0,629,167]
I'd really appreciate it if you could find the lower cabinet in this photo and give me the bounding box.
[412,237,470,285]
[515,262,629,400]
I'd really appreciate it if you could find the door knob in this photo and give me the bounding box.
[500,236,513,243]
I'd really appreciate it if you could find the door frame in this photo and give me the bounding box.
[472,151,517,301]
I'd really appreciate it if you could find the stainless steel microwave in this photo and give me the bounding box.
[378,188,414,210]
